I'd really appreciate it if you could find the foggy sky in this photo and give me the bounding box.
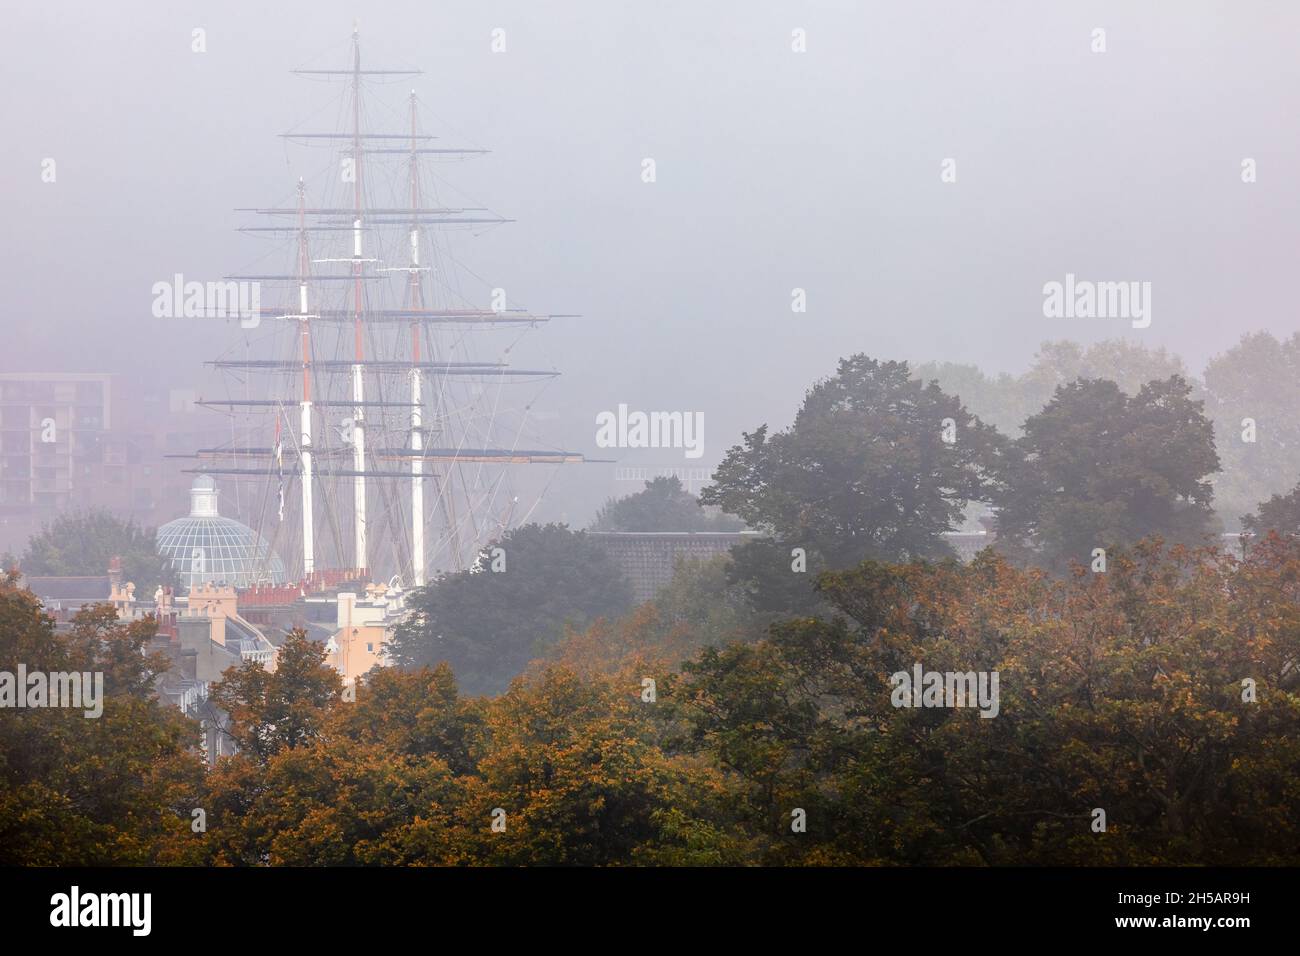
[4,1,1299,526]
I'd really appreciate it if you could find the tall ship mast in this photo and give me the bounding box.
[187,26,584,587]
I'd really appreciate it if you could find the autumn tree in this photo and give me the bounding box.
[458,664,739,865]
[0,578,206,865]
[209,628,341,761]
[670,538,1300,864]
[201,663,477,866]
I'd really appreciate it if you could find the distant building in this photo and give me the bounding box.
[0,373,233,556]
[22,574,113,610]
[0,373,112,541]
[944,531,992,562]
[144,585,275,764]
[588,530,763,603]
[324,585,405,687]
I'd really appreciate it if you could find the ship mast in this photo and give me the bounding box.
[349,25,368,575]
[406,91,426,585]
[187,25,595,586]
[295,179,316,575]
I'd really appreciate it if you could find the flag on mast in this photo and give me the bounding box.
[275,416,285,521]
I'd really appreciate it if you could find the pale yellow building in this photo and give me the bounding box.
[326,584,403,686]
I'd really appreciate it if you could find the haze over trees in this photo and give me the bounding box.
[7,339,1300,867]
[912,339,1189,438]
[389,523,634,695]
[589,475,743,532]
[18,510,175,595]
[10,530,1298,866]
[920,334,1300,531]
[1201,331,1300,530]
[992,376,1221,570]
[703,355,1004,567]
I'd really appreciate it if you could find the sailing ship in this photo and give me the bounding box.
[186,25,584,588]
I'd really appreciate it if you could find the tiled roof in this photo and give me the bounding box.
[24,576,112,601]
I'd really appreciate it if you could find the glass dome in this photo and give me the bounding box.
[157,476,288,587]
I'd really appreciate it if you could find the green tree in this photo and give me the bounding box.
[992,376,1220,570]
[20,509,175,595]
[1243,481,1300,537]
[389,523,634,695]
[590,476,744,531]
[702,355,1005,568]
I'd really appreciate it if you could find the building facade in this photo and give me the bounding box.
[588,531,763,603]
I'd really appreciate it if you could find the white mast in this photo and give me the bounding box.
[406,89,428,587]
[409,229,426,586]
[295,180,315,575]
[349,28,368,573]
[301,393,315,575]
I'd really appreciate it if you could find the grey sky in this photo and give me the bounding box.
[4,1,1298,525]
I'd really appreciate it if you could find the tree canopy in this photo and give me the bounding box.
[913,338,1189,438]
[702,354,1005,567]
[992,376,1220,570]
[388,523,634,695]
[1243,480,1300,537]
[589,475,744,532]
[19,509,174,595]
[6,530,1300,866]
[1202,331,1300,530]
[0,575,205,865]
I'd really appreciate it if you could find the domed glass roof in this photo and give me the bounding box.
[157,476,288,587]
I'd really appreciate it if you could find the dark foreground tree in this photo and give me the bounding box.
[388,523,634,695]
[992,375,1220,570]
